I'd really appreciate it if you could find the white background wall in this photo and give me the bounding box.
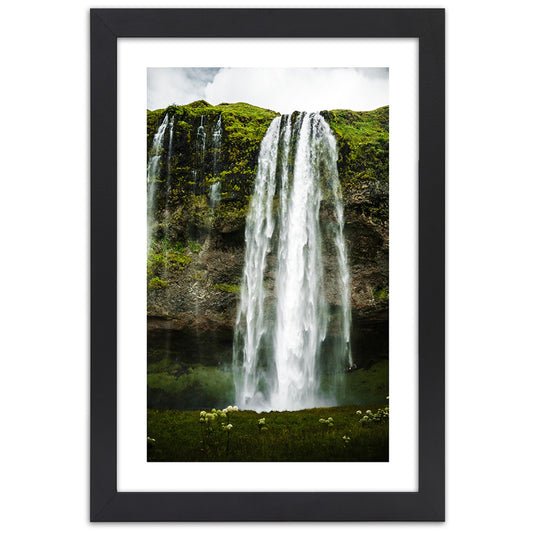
[1,1,531,532]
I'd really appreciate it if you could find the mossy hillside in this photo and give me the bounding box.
[147,101,389,320]
[148,100,279,241]
[147,101,389,241]
[323,106,389,224]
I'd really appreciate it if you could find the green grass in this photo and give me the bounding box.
[147,404,388,462]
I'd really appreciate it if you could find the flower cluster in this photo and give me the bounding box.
[342,435,351,446]
[198,406,239,455]
[257,417,268,431]
[319,417,334,427]
[199,411,219,425]
[199,406,239,426]
[147,436,156,448]
[357,407,389,427]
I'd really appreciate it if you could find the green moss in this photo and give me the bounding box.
[323,106,389,225]
[187,240,202,253]
[373,287,389,299]
[148,277,168,290]
[212,283,240,294]
[148,240,198,277]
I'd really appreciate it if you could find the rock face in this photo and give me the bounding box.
[147,101,388,336]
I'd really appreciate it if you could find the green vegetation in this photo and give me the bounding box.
[324,106,389,224]
[148,277,168,290]
[212,283,240,294]
[340,360,389,406]
[147,239,200,282]
[373,287,389,299]
[147,403,388,462]
[148,364,235,410]
[147,101,278,245]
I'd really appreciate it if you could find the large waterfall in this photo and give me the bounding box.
[233,112,353,412]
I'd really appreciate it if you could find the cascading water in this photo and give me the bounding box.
[209,181,221,210]
[193,115,207,194]
[147,113,169,244]
[161,116,175,279]
[197,115,206,156]
[210,115,223,210]
[233,112,353,411]
[166,116,174,178]
[212,115,222,175]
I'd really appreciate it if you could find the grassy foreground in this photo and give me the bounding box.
[147,404,388,462]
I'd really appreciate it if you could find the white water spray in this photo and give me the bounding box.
[233,112,352,411]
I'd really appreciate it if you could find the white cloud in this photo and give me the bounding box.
[148,68,388,113]
[205,68,388,113]
[147,68,219,110]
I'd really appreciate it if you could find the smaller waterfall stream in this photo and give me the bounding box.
[147,113,169,244]
[212,115,222,175]
[209,182,221,210]
[197,115,206,157]
[210,115,223,210]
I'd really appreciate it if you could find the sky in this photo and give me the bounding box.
[147,67,388,114]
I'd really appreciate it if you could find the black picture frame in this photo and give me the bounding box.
[91,8,444,522]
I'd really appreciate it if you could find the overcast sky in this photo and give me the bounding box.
[148,68,388,114]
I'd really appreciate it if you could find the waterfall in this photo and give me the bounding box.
[164,116,175,219]
[209,115,223,210]
[197,115,206,157]
[192,115,207,194]
[161,116,175,279]
[233,112,352,411]
[212,114,222,175]
[147,113,169,245]
[166,116,174,177]
[209,181,221,210]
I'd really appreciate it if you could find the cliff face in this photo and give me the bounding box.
[147,101,388,336]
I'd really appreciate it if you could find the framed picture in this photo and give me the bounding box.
[91,8,444,521]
